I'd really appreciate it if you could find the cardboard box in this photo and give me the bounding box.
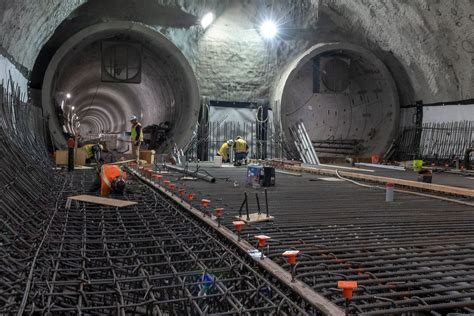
[55,150,69,165]
[139,150,156,164]
[55,149,87,166]
[75,148,87,166]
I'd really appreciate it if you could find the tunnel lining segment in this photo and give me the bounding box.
[272,42,400,158]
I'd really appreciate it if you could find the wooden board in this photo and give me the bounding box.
[108,159,137,165]
[235,213,274,223]
[67,195,137,207]
[265,162,474,198]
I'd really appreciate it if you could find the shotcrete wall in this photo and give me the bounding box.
[0,0,472,152]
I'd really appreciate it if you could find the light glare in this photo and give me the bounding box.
[260,20,277,39]
[201,12,214,29]
[66,93,71,99]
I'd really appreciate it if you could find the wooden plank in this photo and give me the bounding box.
[107,159,137,165]
[265,161,474,198]
[235,213,274,223]
[68,195,137,207]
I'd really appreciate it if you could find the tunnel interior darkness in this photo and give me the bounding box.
[276,43,399,158]
[42,22,200,151]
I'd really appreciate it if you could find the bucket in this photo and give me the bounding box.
[214,155,223,167]
[413,160,423,171]
[371,155,380,164]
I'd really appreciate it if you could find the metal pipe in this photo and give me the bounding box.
[165,164,216,183]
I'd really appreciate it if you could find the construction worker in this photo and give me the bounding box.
[233,136,249,163]
[99,164,127,197]
[217,139,234,163]
[130,115,144,163]
[82,143,103,164]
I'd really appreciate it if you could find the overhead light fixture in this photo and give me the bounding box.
[66,93,71,99]
[201,12,214,29]
[71,106,75,110]
[260,20,277,39]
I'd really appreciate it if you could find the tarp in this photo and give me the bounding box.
[423,104,474,123]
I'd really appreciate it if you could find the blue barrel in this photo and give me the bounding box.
[246,164,263,186]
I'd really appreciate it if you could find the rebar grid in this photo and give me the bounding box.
[0,79,66,314]
[156,165,474,315]
[1,171,316,315]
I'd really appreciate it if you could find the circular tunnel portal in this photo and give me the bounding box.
[42,22,200,152]
[273,43,399,159]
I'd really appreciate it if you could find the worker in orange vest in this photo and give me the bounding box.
[99,164,128,197]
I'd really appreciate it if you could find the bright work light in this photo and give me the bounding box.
[260,20,277,39]
[201,12,214,29]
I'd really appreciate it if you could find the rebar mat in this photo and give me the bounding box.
[1,170,319,315]
[155,165,474,315]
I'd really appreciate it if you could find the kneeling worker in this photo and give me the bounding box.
[233,136,249,163]
[99,164,127,197]
[217,139,233,163]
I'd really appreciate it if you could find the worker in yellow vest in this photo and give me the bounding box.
[217,139,234,163]
[233,136,249,163]
[82,143,104,164]
[130,115,144,163]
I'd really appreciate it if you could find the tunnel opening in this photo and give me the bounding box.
[273,43,400,160]
[40,22,200,152]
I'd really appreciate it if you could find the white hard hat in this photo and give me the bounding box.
[130,115,138,121]
[227,140,234,145]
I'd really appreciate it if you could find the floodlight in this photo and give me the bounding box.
[201,12,214,29]
[260,20,277,39]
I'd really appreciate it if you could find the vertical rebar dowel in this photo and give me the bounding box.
[265,188,269,218]
[256,193,261,215]
[238,194,246,218]
[244,192,250,221]
[68,147,74,172]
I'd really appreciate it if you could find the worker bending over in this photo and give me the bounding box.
[217,139,234,163]
[130,115,144,163]
[233,136,249,164]
[82,143,103,164]
[97,164,128,197]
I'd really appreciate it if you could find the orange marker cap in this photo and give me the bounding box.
[282,250,300,265]
[255,235,271,248]
[337,281,358,300]
[215,208,224,217]
[233,221,245,232]
[201,199,210,208]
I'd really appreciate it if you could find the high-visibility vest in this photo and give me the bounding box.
[100,165,127,197]
[234,139,247,153]
[131,123,144,142]
[82,144,95,159]
[217,142,230,160]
